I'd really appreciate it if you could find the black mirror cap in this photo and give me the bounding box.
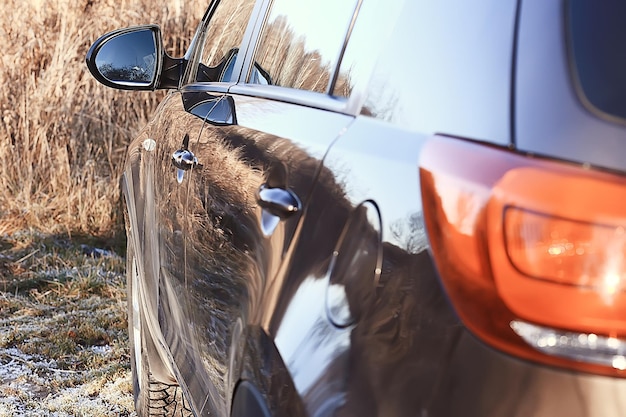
[86,25,167,91]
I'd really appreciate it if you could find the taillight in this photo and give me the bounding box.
[502,207,625,289]
[420,135,626,376]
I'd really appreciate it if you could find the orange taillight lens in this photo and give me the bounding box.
[420,135,626,376]
[504,207,626,290]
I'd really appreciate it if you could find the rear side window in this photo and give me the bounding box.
[247,0,358,93]
[336,0,517,144]
[569,0,626,121]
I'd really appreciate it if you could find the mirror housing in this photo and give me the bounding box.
[86,25,184,90]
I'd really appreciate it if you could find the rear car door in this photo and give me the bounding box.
[259,0,523,416]
[170,0,361,415]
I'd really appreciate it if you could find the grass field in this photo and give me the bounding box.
[0,232,133,415]
[0,0,206,414]
[0,0,205,237]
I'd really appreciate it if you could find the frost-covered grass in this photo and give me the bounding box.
[0,231,135,416]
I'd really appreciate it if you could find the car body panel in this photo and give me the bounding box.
[515,0,626,173]
[166,87,354,415]
[97,0,626,415]
[262,116,450,416]
[265,115,626,416]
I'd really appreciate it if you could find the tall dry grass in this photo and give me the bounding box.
[0,0,206,238]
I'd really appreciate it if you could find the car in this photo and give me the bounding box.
[85,0,626,416]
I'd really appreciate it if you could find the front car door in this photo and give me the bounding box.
[167,0,361,415]
[129,0,261,414]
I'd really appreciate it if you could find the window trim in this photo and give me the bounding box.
[328,0,364,95]
[181,0,367,116]
[181,0,266,87]
[228,83,351,114]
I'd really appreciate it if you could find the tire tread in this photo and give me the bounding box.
[147,380,193,417]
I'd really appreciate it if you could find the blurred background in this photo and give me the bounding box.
[0,0,205,240]
[0,1,207,414]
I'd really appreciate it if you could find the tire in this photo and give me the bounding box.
[127,244,192,417]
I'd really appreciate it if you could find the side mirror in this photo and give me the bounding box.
[86,25,184,90]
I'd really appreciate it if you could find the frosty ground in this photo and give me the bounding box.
[0,232,136,416]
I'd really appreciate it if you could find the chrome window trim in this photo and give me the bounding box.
[328,0,364,95]
[181,0,220,86]
[181,83,232,95]
[181,0,267,86]
[227,84,351,114]
[239,0,272,88]
[228,0,270,83]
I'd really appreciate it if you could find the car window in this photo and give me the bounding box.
[336,0,516,144]
[247,0,358,93]
[569,0,626,122]
[191,0,256,83]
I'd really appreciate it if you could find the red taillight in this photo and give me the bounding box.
[420,135,626,376]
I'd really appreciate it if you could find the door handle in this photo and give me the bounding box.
[172,133,198,171]
[256,184,301,219]
[172,148,198,171]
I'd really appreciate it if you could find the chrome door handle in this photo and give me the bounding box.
[172,148,198,171]
[256,184,301,219]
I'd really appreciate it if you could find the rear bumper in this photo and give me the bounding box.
[433,329,626,417]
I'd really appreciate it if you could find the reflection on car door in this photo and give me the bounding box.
[170,0,360,415]
[141,0,259,414]
[179,96,353,414]
[267,1,519,416]
[124,90,198,387]
[282,119,459,416]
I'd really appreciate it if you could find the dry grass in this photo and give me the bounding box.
[0,0,205,239]
[0,1,207,414]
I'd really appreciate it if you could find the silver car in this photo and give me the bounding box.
[86,0,626,416]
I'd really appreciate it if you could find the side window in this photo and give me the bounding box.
[248,0,358,93]
[331,0,402,99]
[336,0,516,144]
[192,0,256,83]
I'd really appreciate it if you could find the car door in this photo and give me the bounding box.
[256,0,520,416]
[132,0,261,414]
[168,0,362,415]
